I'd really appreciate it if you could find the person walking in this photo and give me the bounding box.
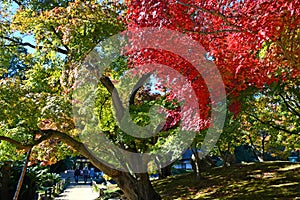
[74,167,80,184]
[83,166,90,184]
[89,167,95,180]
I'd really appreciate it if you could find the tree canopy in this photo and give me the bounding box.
[0,0,299,199]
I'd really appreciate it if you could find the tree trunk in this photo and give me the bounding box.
[158,164,172,179]
[113,171,161,200]
[27,129,163,200]
[1,161,12,200]
[87,155,161,200]
[154,156,173,179]
[191,149,202,176]
[13,148,31,200]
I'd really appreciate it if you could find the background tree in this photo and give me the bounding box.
[239,79,300,159]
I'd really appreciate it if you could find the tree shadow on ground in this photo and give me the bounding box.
[153,161,300,199]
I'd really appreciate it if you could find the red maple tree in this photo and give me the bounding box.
[125,0,300,118]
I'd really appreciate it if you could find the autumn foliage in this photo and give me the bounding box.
[125,0,300,116]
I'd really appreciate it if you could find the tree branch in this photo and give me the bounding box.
[2,36,36,49]
[245,112,298,135]
[0,130,58,150]
[100,76,125,122]
[284,92,300,111]
[276,40,298,70]
[176,0,253,33]
[0,129,79,151]
[1,36,69,55]
[49,26,70,53]
[278,93,300,118]
[40,129,122,177]
[12,0,23,7]
[0,136,31,150]
[0,129,122,177]
[183,28,241,35]
[129,73,152,106]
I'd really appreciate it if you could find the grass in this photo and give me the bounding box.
[153,161,300,199]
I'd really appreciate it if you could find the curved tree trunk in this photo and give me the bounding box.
[0,130,162,200]
[113,171,161,200]
[61,136,161,200]
[80,150,161,200]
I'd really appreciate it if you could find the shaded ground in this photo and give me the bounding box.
[153,161,300,199]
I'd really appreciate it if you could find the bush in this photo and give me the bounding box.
[0,160,61,200]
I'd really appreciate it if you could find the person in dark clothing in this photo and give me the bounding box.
[74,168,80,183]
[83,167,90,184]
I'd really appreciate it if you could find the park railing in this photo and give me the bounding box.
[91,180,107,198]
[36,177,70,200]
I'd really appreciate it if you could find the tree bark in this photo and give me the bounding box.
[113,171,161,200]
[191,149,202,176]
[1,161,12,200]
[13,148,32,200]
[158,164,172,179]
[0,130,163,200]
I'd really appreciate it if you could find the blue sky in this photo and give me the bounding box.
[4,1,36,54]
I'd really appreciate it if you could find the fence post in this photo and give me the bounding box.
[45,189,48,197]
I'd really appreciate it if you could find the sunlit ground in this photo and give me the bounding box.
[153,161,300,199]
[55,184,99,200]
